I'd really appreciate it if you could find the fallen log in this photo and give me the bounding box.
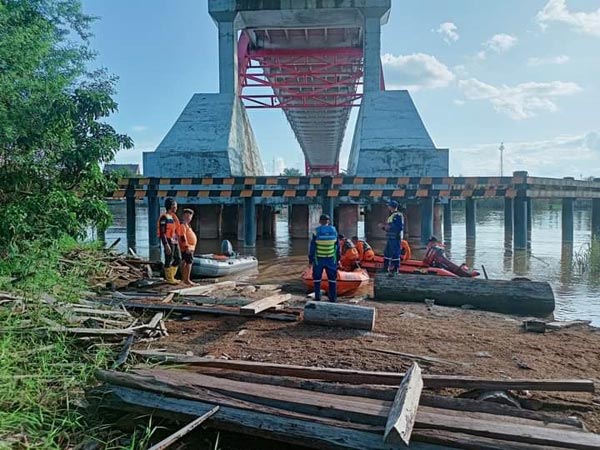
[373,273,555,316]
[91,385,447,450]
[384,362,423,444]
[303,301,376,331]
[240,294,291,316]
[129,351,595,393]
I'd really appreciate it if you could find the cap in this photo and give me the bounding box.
[183,208,194,215]
[387,200,399,208]
[319,214,330,221]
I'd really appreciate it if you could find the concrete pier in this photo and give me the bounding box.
[222,205,238,237]
[405,204,420,239]
[364,204,388,240]
[243,197,256,247]
[433,203,443,239]
[261,206,276,239]
[562,197,574,243]
[126,195,136,252]
[322,197,335,225]
[593,179,600,240]
[465,198,476,241]
[527,198,533,248]
[420,197,434,244]
[514,197,528,250]
[289,204,321,239]
[147,190,160,261]
[443,200,452,238]
[504,197,513,235]
[336,204,359,238]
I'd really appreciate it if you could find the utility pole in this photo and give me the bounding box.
[499,142,505,177]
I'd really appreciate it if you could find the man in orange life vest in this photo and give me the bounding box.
[178,208,197,286]
[351,236,375,262]
[338,235,361,271]
[158,197,181,285]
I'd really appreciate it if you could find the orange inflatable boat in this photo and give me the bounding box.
[302,267,370,296]
[360,256,461,278]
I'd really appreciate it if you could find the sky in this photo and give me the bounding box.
[82,0,600,178]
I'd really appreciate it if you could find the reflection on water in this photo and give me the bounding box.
[105,202,600,325]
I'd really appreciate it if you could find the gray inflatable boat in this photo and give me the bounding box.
[191,254,258,278]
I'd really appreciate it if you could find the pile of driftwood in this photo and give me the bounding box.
[90,350,600,450]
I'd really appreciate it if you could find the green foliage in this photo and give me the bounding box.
[573,240,600,277]
[282,167,302,176]
[0,0,133,250]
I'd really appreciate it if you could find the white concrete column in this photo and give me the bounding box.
[218,20,237,94]
[363,16,382,93]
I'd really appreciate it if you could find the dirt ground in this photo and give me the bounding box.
[132,285,600,432]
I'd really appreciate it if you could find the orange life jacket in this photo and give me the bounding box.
[157,213,180,241]
[401,240,412,261]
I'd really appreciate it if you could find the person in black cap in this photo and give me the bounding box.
[378,200,404,275]
[308,214,340,302]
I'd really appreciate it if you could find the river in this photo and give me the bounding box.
[104,202,600,326]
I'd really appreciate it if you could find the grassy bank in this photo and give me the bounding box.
[0,238,128,449]
[573,240,600,276]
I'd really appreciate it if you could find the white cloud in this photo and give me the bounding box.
[458,78,582,120]
[453,65,469,77]
[484,33,518,53]
[435,22,459,44]
[476,50,487,60]
[131,125,148,132]
[453,99,466,106]
[451,131,600,177]
[537,0,600,36]
[527,55,570,66]
[382,53,455,91]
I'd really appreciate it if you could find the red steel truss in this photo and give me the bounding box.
[238,36,364,109]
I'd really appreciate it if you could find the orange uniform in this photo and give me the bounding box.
[157,213,180,242]
[179,222,197,253]
[354,239,375,262]
[339,239,360,271]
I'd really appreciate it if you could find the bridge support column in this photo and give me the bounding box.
[221,205,238,237]
[527,198,533,248]
[217,19,236,94]
[364,204,388,240]
[147,185,160,261]
[289,204,321,239]
[362,14,382,92]
[405,204,420,239]
[433,202,443,239]
[126,192,136,252]
[336,204,359,238]
[443,200,452,238]
[421,197,434,245]
[504,197,513,236]
[514,197,528,250]
[562,198,574,243]
[322,197,335,225]
[465,198,476,241]
[197,205,222,239]
[593,179,600,241]
[262,206,276,239]
[243,197,256,247]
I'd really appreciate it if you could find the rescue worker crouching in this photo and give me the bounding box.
[178,208,197,286]
[308,214,340,302]
[378,200,404,276]
[158,197,181,285]
[338,235,361,271]
[351,236,375,262]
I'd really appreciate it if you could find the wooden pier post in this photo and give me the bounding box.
[147,180,160,261]
[465,197,476,240]
[514,197,527,250]
[420,197,434,244]
[443,199,452,238]
[126,189,136,252]
[562,197,574,243]
[593,178,600,241]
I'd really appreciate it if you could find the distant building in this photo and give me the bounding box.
[103,164,141,176]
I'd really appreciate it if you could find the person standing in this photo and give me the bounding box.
[178,208,197,286]
[308,214,339,302]
[158,197,181,285]
[379,200,404,275]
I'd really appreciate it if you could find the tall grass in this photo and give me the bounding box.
[573,240,600,277]
[0,238,119,448]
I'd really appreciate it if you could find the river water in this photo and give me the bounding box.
[105,203,600,326]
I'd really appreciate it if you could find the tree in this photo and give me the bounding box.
[0,0,133,249]
[282,167,302,176]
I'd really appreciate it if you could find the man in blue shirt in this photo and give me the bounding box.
[308,214,340,302]
[379,200,404,275]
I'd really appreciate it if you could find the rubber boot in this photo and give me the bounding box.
[328,281,337,303]
[165,266,179,285]
[313,281,321,301]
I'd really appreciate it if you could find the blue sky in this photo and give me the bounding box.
[83,0,600,177]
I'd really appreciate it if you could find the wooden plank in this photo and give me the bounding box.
[112,335,135,369]
[545,320,591,331]
[129,351,596,392]
[384,362,423,445]
[98,370,600,449]
[146,312,164,330]
[414,429,566,450]
[146,406,219,450]
[173,281,236,296]
[49,326,134,336]
[161,292,175,304]
[94,385,448,450]
[303,301,376,331]
[240,294,291,316]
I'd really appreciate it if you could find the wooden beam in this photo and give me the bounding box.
[172,281,236,296]
[384,362,423,445]
[240,294,291,316]
[146,406,219,450]
[129,351,595,392]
